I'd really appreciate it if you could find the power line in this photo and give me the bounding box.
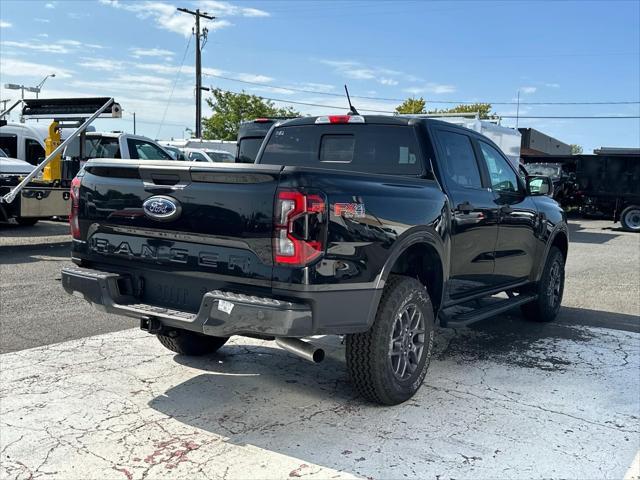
[156,33,192,137]
[209,87,640,119]
[202,72,640,106]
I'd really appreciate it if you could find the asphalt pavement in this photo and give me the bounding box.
[0,218,639,479]
[1,218,638,353]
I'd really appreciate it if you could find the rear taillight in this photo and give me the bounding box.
[69,176,81,239]
[274,190,326,266]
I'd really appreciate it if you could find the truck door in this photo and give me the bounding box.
[431,127,500,299]
[476,140,538,285]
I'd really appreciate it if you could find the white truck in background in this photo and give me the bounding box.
[397,113,522,168]
[162,138,237,157]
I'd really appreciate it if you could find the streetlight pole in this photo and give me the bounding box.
[35,74,56,99]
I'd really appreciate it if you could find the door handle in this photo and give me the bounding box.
[500,205,514,215]
[456,201,474,213]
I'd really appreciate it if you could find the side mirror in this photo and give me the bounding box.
[526,175,554,196]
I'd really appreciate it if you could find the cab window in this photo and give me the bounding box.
[127,139,172,160]
[0,134,18,158]
[25,138,45,165]
[479,141,520,194]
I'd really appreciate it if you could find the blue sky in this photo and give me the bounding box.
[1,0,638,151]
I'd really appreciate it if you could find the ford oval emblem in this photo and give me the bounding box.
[142,195,181,222]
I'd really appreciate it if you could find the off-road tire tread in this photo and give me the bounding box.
[521,246,564,322]
[157,330,227,356]
[346,275,434,405]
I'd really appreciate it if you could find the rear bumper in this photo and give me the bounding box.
[62,266,376,337]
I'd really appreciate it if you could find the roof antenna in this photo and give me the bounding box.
[344,85,359,115]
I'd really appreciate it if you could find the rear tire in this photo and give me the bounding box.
[157,329,228,356]
[620,205,640,232]
[16,217,38,226]
[346,275,435,405]
[521,246,565,322]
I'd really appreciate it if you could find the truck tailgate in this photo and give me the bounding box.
[75,161,282,310]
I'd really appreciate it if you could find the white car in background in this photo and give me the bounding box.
[183,147,235,163]
[0,148,35,178]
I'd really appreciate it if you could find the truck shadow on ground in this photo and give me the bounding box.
[0,220,70,237]
[567,220,623,244]
[0,241,71,265]
[148,305,637,476]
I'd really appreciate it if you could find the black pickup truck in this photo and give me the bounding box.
[62,115,568,405]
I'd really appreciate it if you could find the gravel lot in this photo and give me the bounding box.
[1,218,639,479]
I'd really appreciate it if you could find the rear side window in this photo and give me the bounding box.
[260,125,422,175]
[64,136,121,159]
[238,138,263,163]
[435,130,482,189]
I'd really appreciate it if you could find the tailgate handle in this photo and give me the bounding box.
[139,167,191,191]
[150,174,180,186]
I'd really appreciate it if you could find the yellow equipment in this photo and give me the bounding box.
[42,121,61,181]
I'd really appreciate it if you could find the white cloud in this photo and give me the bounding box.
[0,57,73,79]
[1,39,103,54]
[78,57,125,71]
[236,73,273,83]
[0,20,12,28]
[320,59,413,86]
[520,86,537,94]
[99,0,258,36]
[379,78,398,86]
[45,2,55,8]
[1,40,71,54]
[545,83,560,88]
[130,47,175,58]
[404,83,456,95]
[35,18,50,23]
[37,33,49,38]
[198,1,270,17]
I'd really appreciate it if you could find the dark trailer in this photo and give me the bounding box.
[576,148,640,232]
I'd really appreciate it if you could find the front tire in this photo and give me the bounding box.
[157,329,228,356]
[521,246,565,322]
[346,275,435,405]
[620,205,640,232]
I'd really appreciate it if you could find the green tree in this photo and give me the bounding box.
[570,144,583,155]
[202,89,299,140]
[428,103,495,119]
[395,97,426,114]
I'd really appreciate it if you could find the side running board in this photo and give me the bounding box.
[440,293,537,328]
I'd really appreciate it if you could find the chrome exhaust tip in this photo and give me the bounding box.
[275,337,325,363]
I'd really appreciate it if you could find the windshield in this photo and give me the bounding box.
[526,164,562,178]
[0,148,7,158]
[164,146,185,160]
[237,137,264,163]
[206,151,234,163]
[260,125,422,175]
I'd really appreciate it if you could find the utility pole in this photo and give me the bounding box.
[177,7,215,139]
[132,112,136,134]
[516,90,521,128]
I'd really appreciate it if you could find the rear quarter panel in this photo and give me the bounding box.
[273,167,450,288]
